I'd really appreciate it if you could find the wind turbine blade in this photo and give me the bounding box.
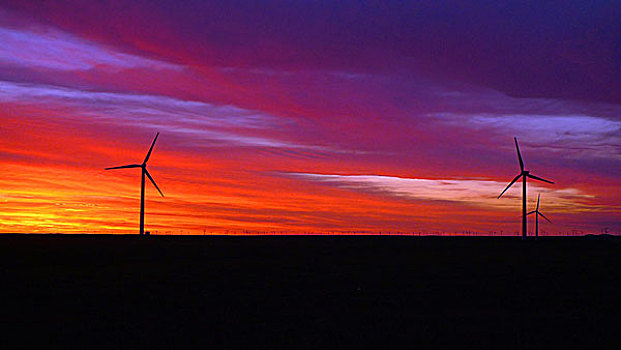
[537,193,540,210]
[143,132,160,164]
[538,212,552,223]
[514,137,524,171]
[527,210,536,215]
[527,174,554,184]
[145,169,164,197]
[498,174,522,199]
[105,164,141,170]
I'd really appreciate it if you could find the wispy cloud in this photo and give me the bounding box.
[288,173,596,213]
[0,25,179,71]
[435,112,621,159]
[0,80,273,127]
[0,80,331,151]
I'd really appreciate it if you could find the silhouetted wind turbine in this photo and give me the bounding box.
[498,137,553,239]
[527,194,551,238]
[105,132,164,235]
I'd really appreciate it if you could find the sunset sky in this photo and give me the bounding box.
[1,1,619,235]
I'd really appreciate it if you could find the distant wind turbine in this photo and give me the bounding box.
[527,194,551,238]
[105,132,164,235]
[498,137,553,239]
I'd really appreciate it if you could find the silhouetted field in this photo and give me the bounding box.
[1,235,620,349]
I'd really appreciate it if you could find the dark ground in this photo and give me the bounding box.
[1,235,620,349]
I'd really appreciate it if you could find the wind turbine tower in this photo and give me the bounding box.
[527,194,551,238]
[498,138,553,239]
[105,132,164,235]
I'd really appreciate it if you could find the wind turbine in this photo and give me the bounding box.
[527,194,551,238]
[105,132,164,235]
[498,137,553,239]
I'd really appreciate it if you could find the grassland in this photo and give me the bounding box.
[1,235,619,349]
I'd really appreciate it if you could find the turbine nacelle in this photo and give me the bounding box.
[527,194,552,223]
[104,132,163,198]
[498,141,554,200]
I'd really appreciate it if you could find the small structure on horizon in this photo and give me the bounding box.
[105,132,164,235]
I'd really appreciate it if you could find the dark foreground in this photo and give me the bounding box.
[1,235,620,349]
